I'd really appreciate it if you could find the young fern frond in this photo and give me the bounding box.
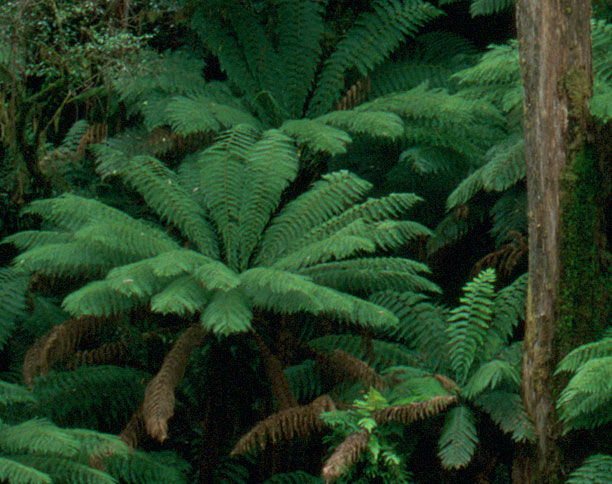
[199,289,253,335]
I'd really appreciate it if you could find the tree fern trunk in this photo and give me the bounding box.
[516,1,593,482]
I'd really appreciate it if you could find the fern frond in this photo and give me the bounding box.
[437,405,478,470]
[299,257,437,294]
[446,269,496,383]
[119,155,218,258]
[371,292,448,370]
[0,457,51,484]
[199,289,253,335]
[567,454,612,484]
[556,334,612,374]
[0,419,79,458]
[321,428,370,484]
[280,120,352,156]
[276,0,325,118]
[307,0,442,117]
[284,360,322,404]
[143,325,207,442]
[62,280,143,317]
[474,391,534,443]
[374,394,457,424]
[198,125,260,268]
[8,455,115,484]
[469,0,514,16]
[240,268,398,329]
[256,171,372,266]
[557,356,612,431]
[237,129,299,270]
[316,111,404,141]
[0,266,29,349]
[150,275,210,316]
[0,381,37,406]
[165,95,259,135]
[463,359,520,398]
[104,451,190,484]
[310,348,385,391]
[230,395,335,456]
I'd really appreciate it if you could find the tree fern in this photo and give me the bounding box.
[567,454,612,484]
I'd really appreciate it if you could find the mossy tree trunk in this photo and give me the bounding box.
[515,1,606,483]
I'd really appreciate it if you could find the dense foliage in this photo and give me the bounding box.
[0,0,611,483]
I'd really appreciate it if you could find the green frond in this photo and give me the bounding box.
[0,457,51,484]
[66,429,128,461]
[447,134,525,209]
[21,194,139,232]
[592,20,612,84]
[446,269,496,384]
[482,273,527,358]
[556,334,612,375]
[308,334,421,370]
[73,221,180,260]
[557,356,612,431]
[191,11,258,99]
[14,243,130,280]
[256,171,372,266]
[150,275,210,316]
[213,456,249,484]
[426,213,470,255]
[299,257,438,294]
[437,405,478,470]
[193,261,241,291]
[463,359,520,399]
[474,391,534,443]
[0,381,37,406]
[165,95,259,135]
[119,155,219,258]
[62,279,145,317]
[284,360,322,403]
[8,456,115,484]
[469,0,514,16]
[371,31,476,95]
[591,79,612,122]
[276,0,325,118]
[199,289,252,336]
[489,188,527,245]
[371,292,448,370]
[356,83,504,158]
[316,111,404,141]
[307,0,442,117]
[112,49,206,103]
[104,451,190,484]
[240,267,398,329]
[270,220,377,271]
[33,366,147,429]
[0,419,79,458]
[263,471,323,484]
[198,125,260,269]
[3,231,73,251]
[0,267,29,348]
[567,454,612,484]
[280,119,352,156]
[237,129,299,270]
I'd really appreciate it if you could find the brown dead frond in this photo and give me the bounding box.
[311,347,386,391]
[472,231,527,278]
[252,330,297,410]
[230,394,336,457]
[373,394,457,425]
[335,77,371,111]
[321,428,370,483]
[22,316,110,387]
[120,404,146,449]
[76,123,108,159]
[433,374,461,394]
[142,325,207,442]
[66,340,130,370]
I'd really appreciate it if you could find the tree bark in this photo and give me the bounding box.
[516,1,593,482]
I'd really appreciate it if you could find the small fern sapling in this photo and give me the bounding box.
[371,269,532,470]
